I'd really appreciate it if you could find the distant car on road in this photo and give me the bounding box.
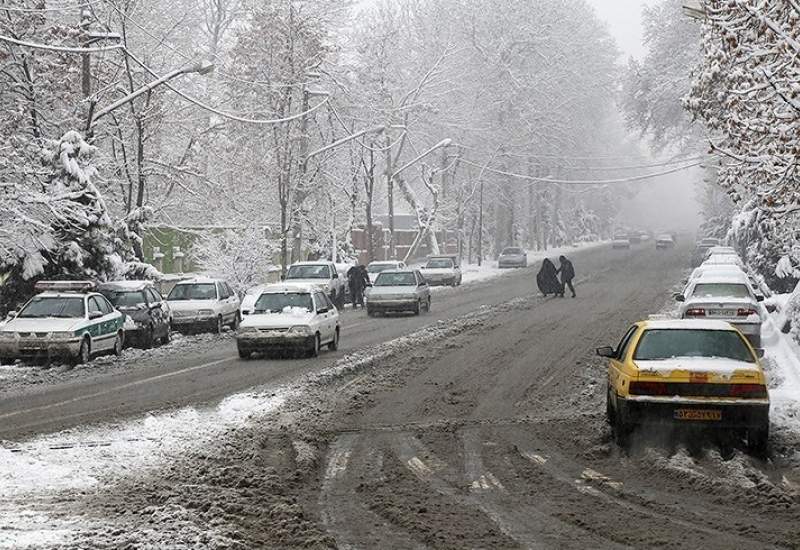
[597,319,769,453]
[236,283,339,358]
[612,235,631,249]
[419,255,462,286]
[0,281,125,365]
[167,278,241,334]
[676,273,763,346]
[98,281,171,348]
[366,269,431,316]
[498,247,528,268]
[285,261,346,309]
[628,232,642,245]
[367,260,407,284]
[655,234,675,249]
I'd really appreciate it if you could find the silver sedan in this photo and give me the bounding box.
[365,270,431,316]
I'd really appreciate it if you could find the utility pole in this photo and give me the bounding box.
[477,173,484,266]
[385,135,395,259]
[80,8,91,98]
[293,87,310,264]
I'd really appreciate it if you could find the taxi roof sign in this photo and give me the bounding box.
[34,280,96,293]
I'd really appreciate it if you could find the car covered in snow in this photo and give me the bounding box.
[366,269,431,316]
[366,260,407,284]
[166,278,241,334]
[612,234,631,249]
[236,283,339,358]
[498,246,528,268]
[701,253,744,268]
[0,281,125,365]
[655,234,675,249]
[284,261,346,309]
[704,246,736,260]
[597,319,769,452]
[676,273,763,346]
[98,281,171,348]
[419,255,462,286]
[686,264,763,296]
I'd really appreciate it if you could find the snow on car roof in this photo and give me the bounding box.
[369,260,403,265]
[175,277,223,284]
[257,283,317,293]
[97,280,153,291]
[291,261,332,266]
[692,273,749,284]
[643,319,736,331]
[702,255,742,264]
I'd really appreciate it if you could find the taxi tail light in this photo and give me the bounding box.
[728,384,767,398]
[685,308,706,317]
[629,381,671,396]
[737,308,758,317]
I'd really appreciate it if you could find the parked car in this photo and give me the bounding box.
[236,283,339,358]
[366,260,407,284]
[0,281,125,365]
[686,265,762,296]
[166,278,241,334]
[704,246,736,260]
[285,261,346,309]
[655,234,675,249]
[597,319,769,452]
[498,247,528,268]
[612,234,631,250]
[676,273,763,347]
[702,254,744,268]
[419,255,462,286]
[98,281,171,348]
[628,232,642,245]
[366,269,431,316]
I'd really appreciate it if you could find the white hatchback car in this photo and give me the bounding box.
[236,284,340,358]
[677,273,764,347]
[166,278,241,334]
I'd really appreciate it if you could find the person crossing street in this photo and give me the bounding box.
[557,255,576,298]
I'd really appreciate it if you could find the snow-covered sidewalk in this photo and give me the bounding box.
[760,313,800,438]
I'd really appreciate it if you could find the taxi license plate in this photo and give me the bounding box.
[708,309,734,317]
[674,409,722,421]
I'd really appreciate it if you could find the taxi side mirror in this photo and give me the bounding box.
[674,294,686,302]
[596,346,616,358]
[7,310,17,319]
[756,348,765,359]
[756,295,765,302]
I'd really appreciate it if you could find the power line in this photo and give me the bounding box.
[0,1,99,13]
[458,158,703,185]
[0,33,124,53]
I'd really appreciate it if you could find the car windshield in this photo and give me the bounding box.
[375,272,416,286]
[253,292,313,314]
[692,283,750,299]
[502,248,523,255]
[103,290,146,308]
[634,329,754,363]
[18,296,85,318]
[706,255,739,264]
[167,283,217,300]
[286,265,331,279]
[368,263,398,274]
[426,259,453,269]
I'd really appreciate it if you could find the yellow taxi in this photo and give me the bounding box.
[596,319,770,452]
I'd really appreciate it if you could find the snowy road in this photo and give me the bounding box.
[3,243,800,548]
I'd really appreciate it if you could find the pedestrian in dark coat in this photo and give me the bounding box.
[347,265,370,308]
[537,259,561,296]
[557,255,576,298]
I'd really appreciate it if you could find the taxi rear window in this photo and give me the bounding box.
[634,329,754,363]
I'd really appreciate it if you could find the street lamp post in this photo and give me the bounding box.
[87,60,215,129]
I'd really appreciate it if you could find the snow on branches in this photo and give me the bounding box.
[685,1,800,211]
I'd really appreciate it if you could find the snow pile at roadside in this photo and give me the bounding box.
[760,316,800,436]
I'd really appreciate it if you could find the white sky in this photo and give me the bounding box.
[585,0,662,60]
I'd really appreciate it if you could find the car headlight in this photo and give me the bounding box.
[49,332,75,340]
[238,326,258,334]
[198,309,214,316]
[288,325,312,335]
[0,331,16,340]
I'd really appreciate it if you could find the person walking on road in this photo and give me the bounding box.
[347,264,370,308]
[557,255,576,298]
[536,258,561,297]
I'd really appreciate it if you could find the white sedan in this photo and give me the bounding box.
[236,284,339,358]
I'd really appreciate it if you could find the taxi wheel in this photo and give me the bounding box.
[230,312,241,330]
[328,328,340,351]
[74,338,90,366]
[605,389,614,425]
[238,346,250,360]
[309,334,321,358]
[612,405,632,448]
[142,325,155,349]
[215,316,224,335]
[367,307,376,318]
[746,426,769,455]
[413,300,421,315]
[426,297,432,312]
[161,328,171,345]
[113,332,123,357]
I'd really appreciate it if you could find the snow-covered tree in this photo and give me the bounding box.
[191,227,278,293]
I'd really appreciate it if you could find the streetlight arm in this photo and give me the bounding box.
[305,125,386,160]
[89,61,214,127]
[391,138,452,179]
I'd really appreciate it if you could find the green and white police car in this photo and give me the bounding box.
[0,281,125,365]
